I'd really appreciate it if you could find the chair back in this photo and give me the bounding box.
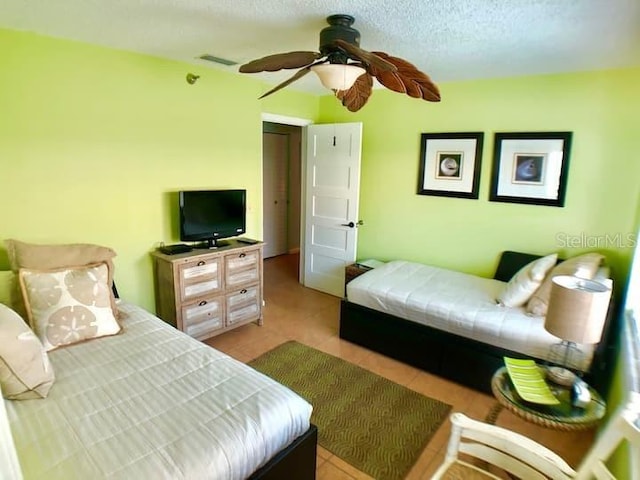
[434,392,640,480]
[444,413,576,479]
[575,391,640,480]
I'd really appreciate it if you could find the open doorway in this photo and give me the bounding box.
[262,121,302,280]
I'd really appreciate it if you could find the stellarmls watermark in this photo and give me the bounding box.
[556,232,637,249]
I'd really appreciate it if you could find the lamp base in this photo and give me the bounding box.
[547,340,584,371]
[545,366,577,387]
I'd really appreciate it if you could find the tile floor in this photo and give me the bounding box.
[205,253,595,479]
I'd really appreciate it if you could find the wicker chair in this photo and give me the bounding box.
[431,392,640,479]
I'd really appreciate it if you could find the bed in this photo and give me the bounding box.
[0,238,317,480]
[2,299,317,480]
[340,251,618,395]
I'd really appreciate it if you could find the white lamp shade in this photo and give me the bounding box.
[310,64,366,91]
[544,275,612,344]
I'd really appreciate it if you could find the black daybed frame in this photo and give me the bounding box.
[339,251,618,396]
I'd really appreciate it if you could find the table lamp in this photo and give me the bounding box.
[544,275,612,380]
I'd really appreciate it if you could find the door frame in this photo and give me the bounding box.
[261,113,313,283]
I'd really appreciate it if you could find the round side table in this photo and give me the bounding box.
[490,366,606,431]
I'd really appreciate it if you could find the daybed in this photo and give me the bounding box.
[340,251,617,395]
[0,239,317,480]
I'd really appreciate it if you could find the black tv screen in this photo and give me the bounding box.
[179,189,246,247]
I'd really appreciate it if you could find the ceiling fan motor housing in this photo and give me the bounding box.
[320,14,361,64]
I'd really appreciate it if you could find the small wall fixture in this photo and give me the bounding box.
[186,73,200,85]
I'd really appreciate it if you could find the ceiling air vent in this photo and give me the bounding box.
[198,54,238,66]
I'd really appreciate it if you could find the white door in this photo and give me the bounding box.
[303,122,362,297]
[263,132,289,258]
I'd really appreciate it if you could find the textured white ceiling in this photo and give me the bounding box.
[1,0,639,94]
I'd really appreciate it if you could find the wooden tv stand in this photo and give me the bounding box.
[151,240,263,340]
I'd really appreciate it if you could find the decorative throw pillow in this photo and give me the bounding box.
[5,239,118,320]
[526,252,605,316]
[0,303,55,400]
[496,253,558,308]
[19,262,121,351]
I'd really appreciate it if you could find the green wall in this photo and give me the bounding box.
[1,25,639,478]
[319,68,640,289]
[4,29,636,307]
[319,67,640,477]
[0,28,319,311]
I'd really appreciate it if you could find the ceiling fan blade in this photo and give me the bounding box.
[332,39,397,73]
[369,51,441,102]
[257,66,313,99]
[239,51,322,73]
[336,72,373,112]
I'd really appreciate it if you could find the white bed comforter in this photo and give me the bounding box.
[347,260,594,370]
[5,301,312,480]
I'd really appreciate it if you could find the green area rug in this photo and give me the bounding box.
[249,341,451,480]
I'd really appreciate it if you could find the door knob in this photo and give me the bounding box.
[341,220,364,228]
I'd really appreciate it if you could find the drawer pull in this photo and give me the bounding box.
[240,289,247,294]
[197,261,206,266]
[199,300,207,306]
[239,253,246,258]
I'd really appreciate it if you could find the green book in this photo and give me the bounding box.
[504,357,560,405]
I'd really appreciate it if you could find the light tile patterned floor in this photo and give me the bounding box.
[205,254,595,479]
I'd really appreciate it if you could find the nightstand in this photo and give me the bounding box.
[344,263,373,297]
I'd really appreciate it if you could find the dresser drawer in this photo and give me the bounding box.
[226,285,260,326]
[181,297,224,339]
[179,257,222,301]
[225,251,260,288]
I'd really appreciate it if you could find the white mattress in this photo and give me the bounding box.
[5,301,312,480]
[346,260,595,370]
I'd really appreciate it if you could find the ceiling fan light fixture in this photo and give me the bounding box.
[310,64,366,91]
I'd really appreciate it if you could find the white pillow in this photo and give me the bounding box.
[0,303,55,399]
[497,253,558,308]
[19,262,121,351]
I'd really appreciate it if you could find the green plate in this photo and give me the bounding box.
[504,357,560,405]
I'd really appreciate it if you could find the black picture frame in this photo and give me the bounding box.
[417,132,484,199]
[489,132,572,207]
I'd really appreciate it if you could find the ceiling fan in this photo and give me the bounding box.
[239,14,441,112]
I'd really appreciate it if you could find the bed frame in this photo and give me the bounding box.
[249,424,318,479]
[339,251,619,396]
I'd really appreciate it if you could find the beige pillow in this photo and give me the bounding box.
[19,262,121,351]
[497,253,558,308]
[5,239,118,320]
[0,303,55,400]
[527,252,605,316]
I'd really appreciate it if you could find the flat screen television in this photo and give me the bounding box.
[179,189,246,248]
